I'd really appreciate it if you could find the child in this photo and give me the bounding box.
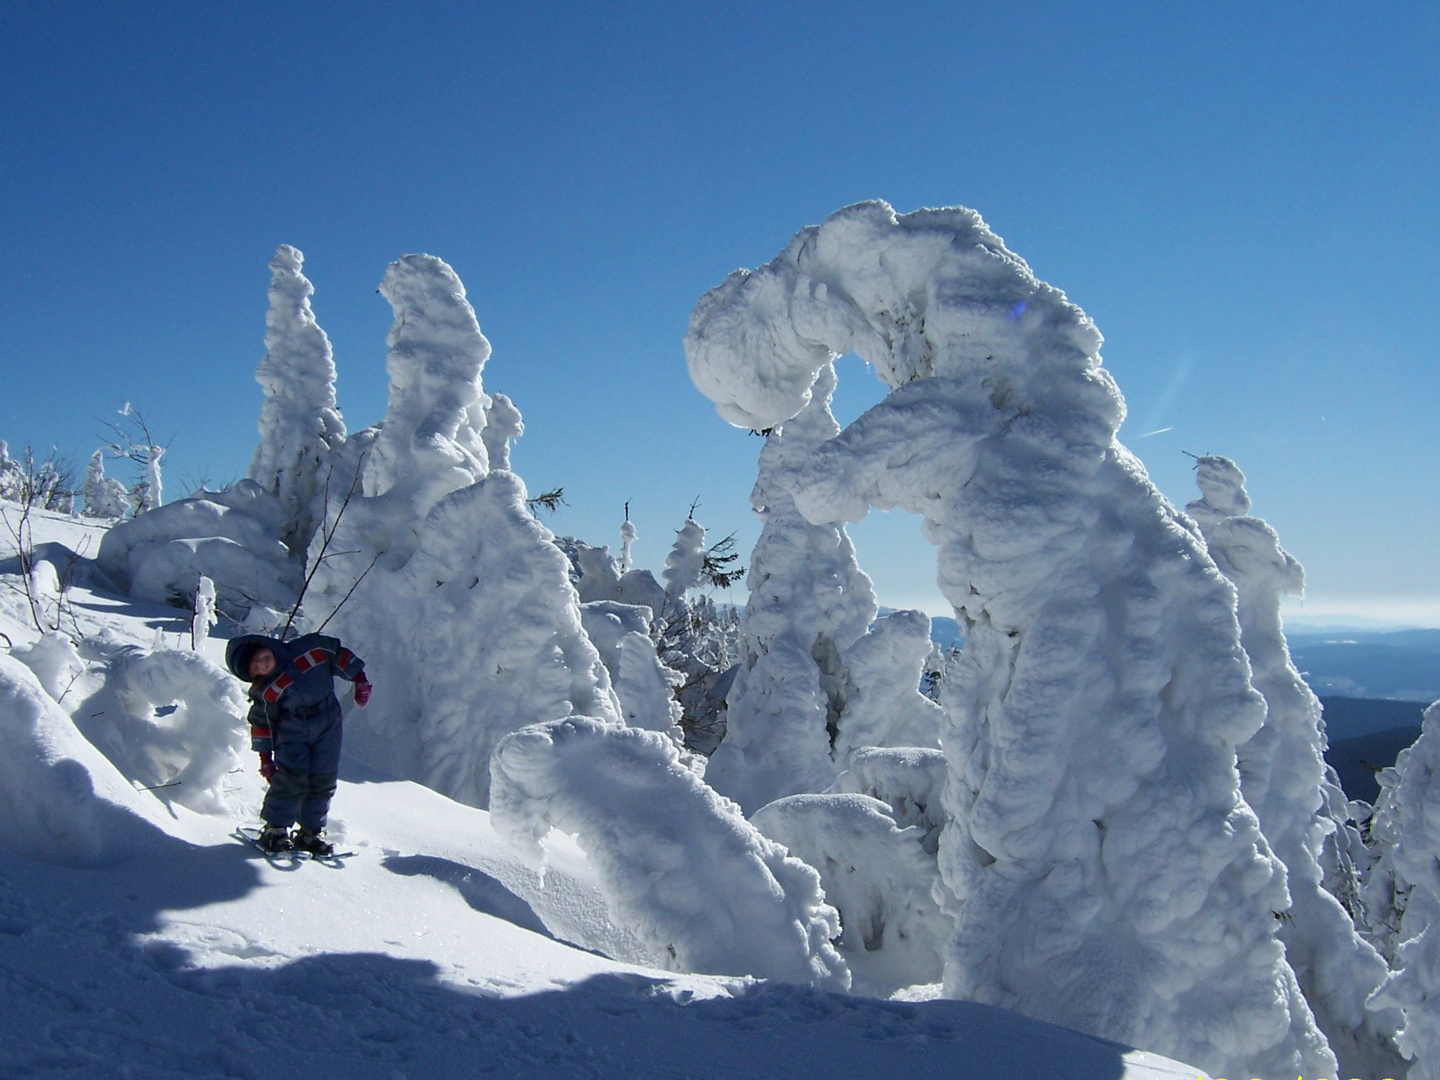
[225,633,371,855]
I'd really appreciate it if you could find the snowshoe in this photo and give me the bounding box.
[256,825,293,854]
[291,827,334,858]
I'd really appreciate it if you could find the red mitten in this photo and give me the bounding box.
[353,675,372,707]
[258,751,275,781]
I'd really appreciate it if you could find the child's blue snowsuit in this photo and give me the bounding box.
[225,633,366,831]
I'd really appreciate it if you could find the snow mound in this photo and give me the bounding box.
[490,715,849,989]
[0,653,165,866]
[752,792,948,995]
[95,479,301,617]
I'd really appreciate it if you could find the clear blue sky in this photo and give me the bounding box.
[2,2,1436,624]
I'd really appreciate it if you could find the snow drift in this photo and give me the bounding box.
[685,200,1333,1079]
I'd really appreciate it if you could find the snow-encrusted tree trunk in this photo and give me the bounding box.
[685,201,1334,1079]
[1370,702,1440,1079]
[1186,455,1402,1077]
[306,253,620,808]
[706,362,879,814]
[247,244,347,553]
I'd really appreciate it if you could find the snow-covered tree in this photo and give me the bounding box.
[685,200,1335,1079]
[306,254,620,808]
[1370,702,1440,1079]
[247,244,347,552]
[619,514,636,572]
[134,444,164,512]
[662,518,707,599]
[363,253,491,512]
[81,450,131,519]
[705,362,879,813]
[1187,454,1402,1076]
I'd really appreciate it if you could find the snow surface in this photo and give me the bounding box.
[686,200,1334,1079]
[0,501,1207,1080]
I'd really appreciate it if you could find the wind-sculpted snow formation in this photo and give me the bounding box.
[247,244,347,552]
[490,715,849,989]
[752,792,948,995]
[706,362,880,813]
[1369,703,1440,1079]
[1187,455,1402,1076]
[686,200,1335,1078]
[0,653,166,866]
[306,254,620,808]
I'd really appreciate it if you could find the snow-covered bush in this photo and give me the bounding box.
[306,254,620,808]
[685,200,1333,1079]
[753,792,947,995]
[95,478,301,619]
[0,653,164,866]
[0,443,76,513]
[1187,455,1401,1076]
[707,363,879,813]
[579,601,684,737]
[247,244,347,552]
[830,745,948,854]
[490,715,848,988]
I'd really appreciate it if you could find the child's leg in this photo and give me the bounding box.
[261,725,312,829]
[297,712,343,831]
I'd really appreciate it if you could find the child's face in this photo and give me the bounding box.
[248,648,277,680]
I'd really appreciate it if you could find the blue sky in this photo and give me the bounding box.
[2,2,1436,623]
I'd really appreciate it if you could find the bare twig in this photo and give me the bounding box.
[282,453,368,639]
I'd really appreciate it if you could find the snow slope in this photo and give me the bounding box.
[0,500,1205,1080]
